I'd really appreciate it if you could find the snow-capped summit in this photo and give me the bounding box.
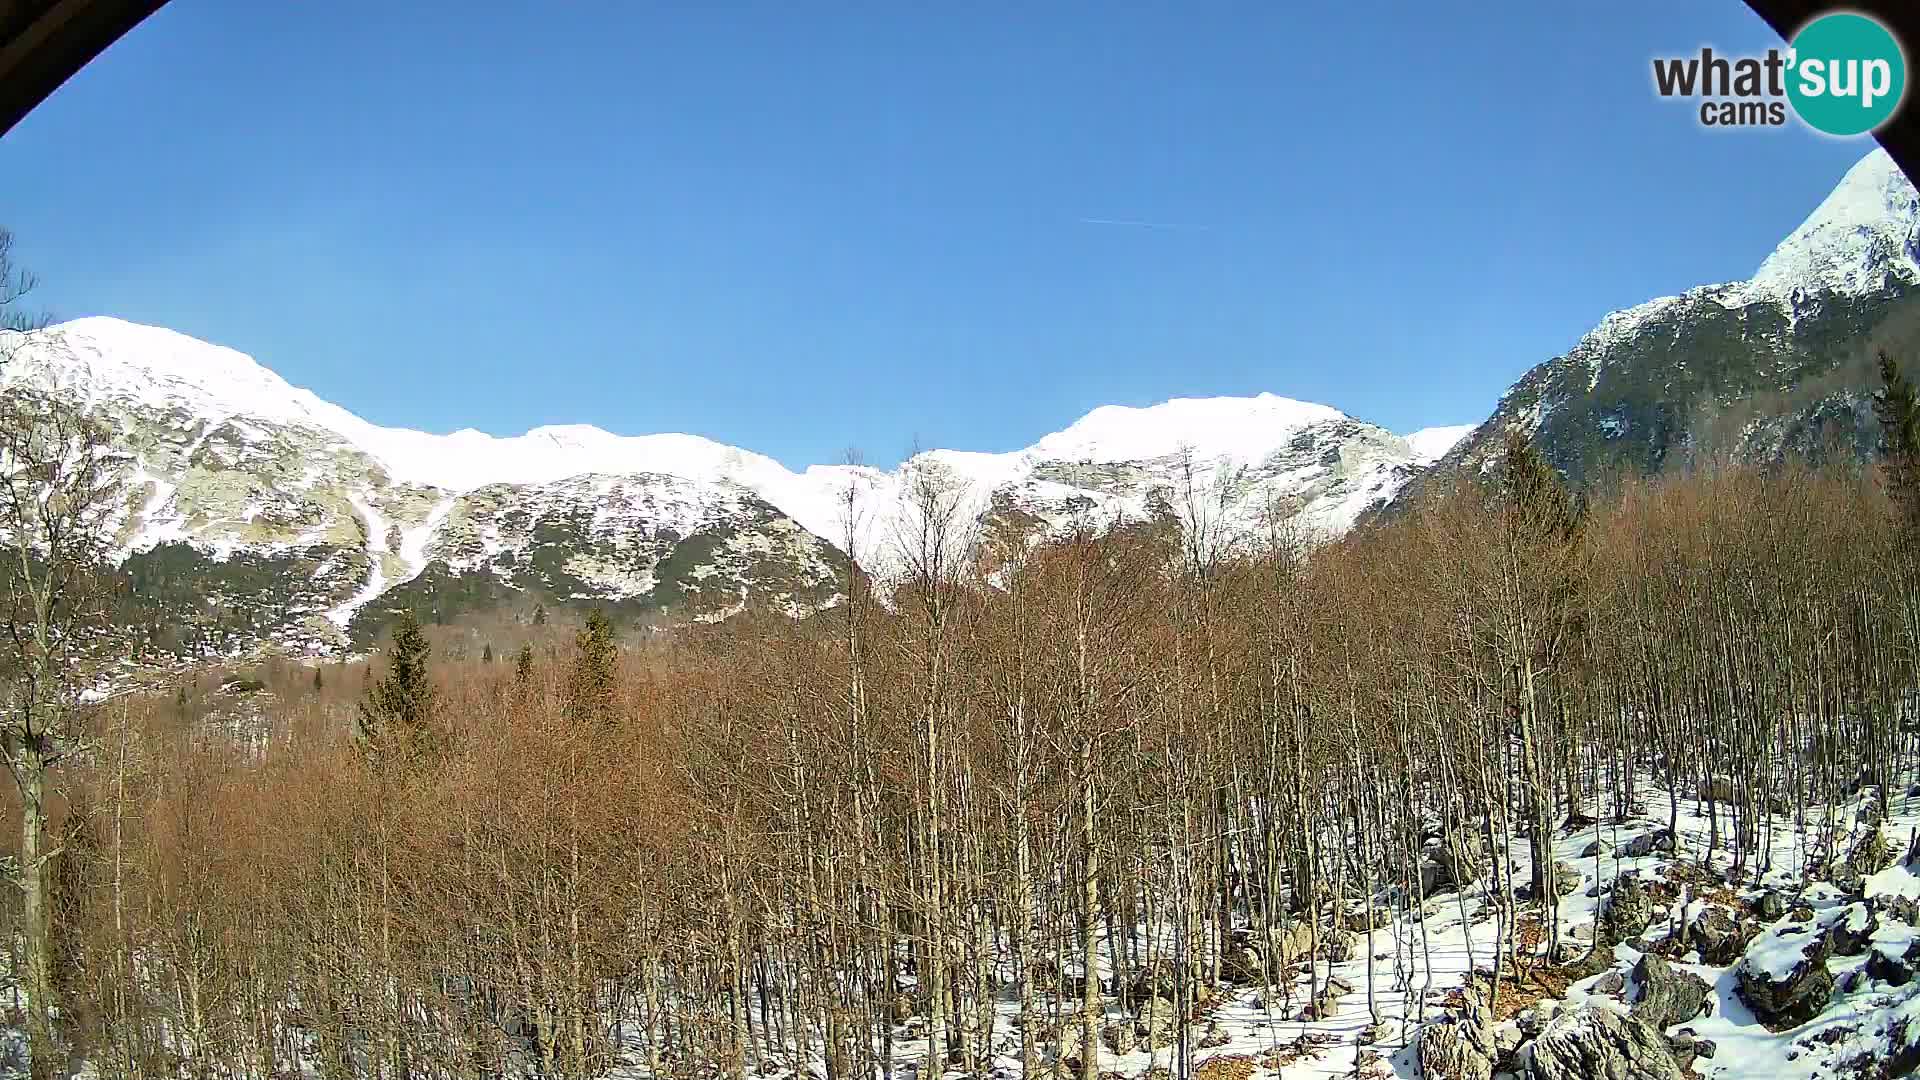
[2,317,1427,651]
[1402,424,1475,465]
[1747,148,1920,302]
[1432,147,1920,491]
[1025,393,1348,466]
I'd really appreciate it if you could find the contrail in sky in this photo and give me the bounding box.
[1075,216,1213,231]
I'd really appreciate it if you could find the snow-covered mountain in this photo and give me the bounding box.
[1429,148,1920,486]
[6,147,1913,657]
[0,317,1437,654]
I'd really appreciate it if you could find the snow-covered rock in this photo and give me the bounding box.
[1525,1004,1681,1080]
[1735,918,1836,1030]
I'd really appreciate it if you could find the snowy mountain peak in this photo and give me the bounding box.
[1402,424,1475,465]
[3,316,1425,647]
[1026,392,1350,466]
[1748,148,1920,300]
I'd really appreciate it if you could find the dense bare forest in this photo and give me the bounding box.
[2,341,1918,1080]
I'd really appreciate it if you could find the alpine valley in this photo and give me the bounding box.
[3,148,1916,659]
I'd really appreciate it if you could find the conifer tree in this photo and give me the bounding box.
[357,611,436,763]
[1501,427,1578,540]
[1874,349,1920,527]
[569,608,618,729]
[312,666,324,693]
[1495,427,1582,924]
[533,603,548,626]
[481,643,494,664]
[514,643,535,685]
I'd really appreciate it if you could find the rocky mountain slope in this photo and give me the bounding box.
[0,319,1446,656]
[1428,148,1920,490]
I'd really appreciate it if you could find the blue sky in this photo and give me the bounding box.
[0,1,1880,469]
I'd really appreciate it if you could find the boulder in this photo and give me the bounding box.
[1317,929,1357,963]
[1735,920,1835,1031]
[1749,889,1788,922]
[1263,920,1316,971]
[1621,829,1676,858]
[1825,902,1878,957]
[1628,953,1709,1031]
[1686,905,1748,965]
[1554,861,1581,897]
[1580,838,1612,859]
[1300,975,1353,1021]
[1866,932,1920,987]
[1418,991,1495,1080]
[1698,776,1736,803]
[1526,1005,1681,1080]
[1597,875,1653,945]
[1843,828,1896,883]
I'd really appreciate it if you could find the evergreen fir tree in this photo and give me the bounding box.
[532,603,548,626]
[569,608,618,729]
[1873,349,1920,527]
[357,611,437,764]
[1500,427,1578,540]
[481,643,494,664]
[312,666,324,693]
[514,643,534,686]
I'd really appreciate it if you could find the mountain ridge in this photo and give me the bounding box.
[2,317,1438,653]
[3,147,1915,656]
[1422,148,1920,488]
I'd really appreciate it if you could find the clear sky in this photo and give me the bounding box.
[0,1,1881,469]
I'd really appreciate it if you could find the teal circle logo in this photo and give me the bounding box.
[1787,13,1907,136]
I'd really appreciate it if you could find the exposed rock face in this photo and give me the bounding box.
[1735,919,1836,1030]
[1621,829,1676,859]
[1627,954,1709,1032]
[1826,902,1879,957]
[1222,921,1317,985]
[1410,150,1920,502]
[1866,936,1919,987]
[1525,1005,1681,1080]
[1419,990,1495,1080]
[1685,904,1749,965]
[1844,828,1897,884]
[1422,833,1489,897]
[1751,890,1788,922]
[1598,876,1653,946]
